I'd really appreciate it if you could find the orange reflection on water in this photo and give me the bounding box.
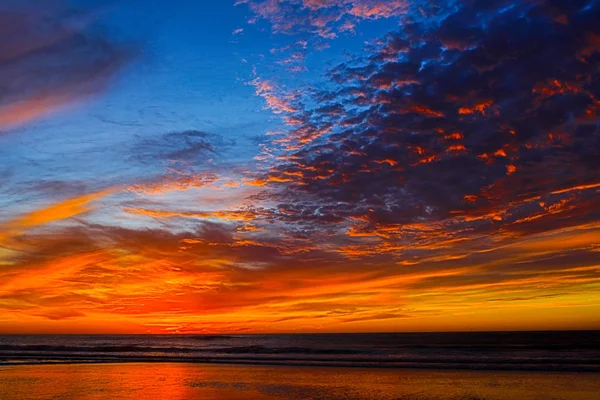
[1,363,600,400]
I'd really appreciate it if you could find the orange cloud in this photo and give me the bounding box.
[0,189,112,244]
[0,216,599,334]
[127,174,219,195]
[250,78,298,114]
[349,0,408,19]
[0,94,73,129]
[458,99,494,115]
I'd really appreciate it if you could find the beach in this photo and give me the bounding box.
[1,333,598,398]
[1,362,600,400]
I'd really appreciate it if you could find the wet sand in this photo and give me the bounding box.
[1,363,600,400]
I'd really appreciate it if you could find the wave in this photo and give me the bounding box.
[3,343,597,354]
[2,347,600,372]
[2,355,599,372]
[2,332,599,372]
[0,344,365,355]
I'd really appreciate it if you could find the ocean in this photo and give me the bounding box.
[1,331,599,371]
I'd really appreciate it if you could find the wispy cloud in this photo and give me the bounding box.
[0,2,133,130]
[238,0,417,38]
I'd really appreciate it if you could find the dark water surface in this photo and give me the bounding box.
[1,331,599,371]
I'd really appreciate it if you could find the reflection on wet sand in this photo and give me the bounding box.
[1,363,600,400]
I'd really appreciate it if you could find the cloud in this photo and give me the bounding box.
[239,0,418,38]
[236,0,431,74]
[125,130,234,195]
[0,2,134,130]
[250,78,299,114]
[247,0,600,249]
[1,217,598,333]
[0,189,113,245]
[34,309,86,321]
[134,130,217,165]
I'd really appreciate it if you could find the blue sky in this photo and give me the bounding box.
[1,0,413,218]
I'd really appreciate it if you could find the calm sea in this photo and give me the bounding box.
[1,331,599,371]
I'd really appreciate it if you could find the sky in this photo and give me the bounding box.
[0,0,599,334]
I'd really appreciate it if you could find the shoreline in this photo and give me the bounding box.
[2,358,600,372]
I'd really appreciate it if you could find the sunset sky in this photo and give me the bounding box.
[0,0,599,334]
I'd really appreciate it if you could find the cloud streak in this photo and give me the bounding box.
[0,2,133,130]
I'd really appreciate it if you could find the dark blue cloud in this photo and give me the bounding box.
[251,0,600,241]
